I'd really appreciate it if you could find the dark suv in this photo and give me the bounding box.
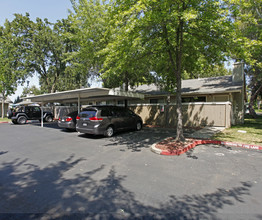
[76,106,143,137]
[8,106,54,124]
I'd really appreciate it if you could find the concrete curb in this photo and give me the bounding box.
[151,139,262,156]
[0,121,9,124]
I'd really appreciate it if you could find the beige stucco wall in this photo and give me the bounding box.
[0,103,9,117]
[129,90,243,126]
[131,102,232,128]
[232,92,244,124]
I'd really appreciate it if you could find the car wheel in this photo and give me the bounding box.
[17,116,27,124]
[105,126,114,137]
[44,115,53,122]
[136,121,142,131]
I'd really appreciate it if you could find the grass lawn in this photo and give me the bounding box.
[213,114,262,146]
[0,117,10,123]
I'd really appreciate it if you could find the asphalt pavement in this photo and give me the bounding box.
[0,122,261,219]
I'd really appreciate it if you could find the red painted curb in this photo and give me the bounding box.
[0,121,9,124]
[158,139,262,156]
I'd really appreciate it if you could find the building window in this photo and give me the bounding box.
[150,99,158,104]
[182,96,206,103]
[118,100,124,105]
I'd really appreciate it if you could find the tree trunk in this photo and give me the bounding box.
[162,15,185,141]
[249,83,262,118]
[175,17,185,142]
[1,92,5,119]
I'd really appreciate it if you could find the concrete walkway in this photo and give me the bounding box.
[187,126,225,139]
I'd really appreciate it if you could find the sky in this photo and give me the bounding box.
[0,0,73,101]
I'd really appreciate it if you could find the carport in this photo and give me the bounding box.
[22,87,144,127]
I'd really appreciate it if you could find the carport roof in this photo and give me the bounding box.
[22,87,144,103]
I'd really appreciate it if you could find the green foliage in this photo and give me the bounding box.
[103,0,235,140]
[0,15,33,117]
[29,17,88,93]
[68,0,112,86]
[230,0,262,67]
[14,96,23,104]
[212,114,262,145]
[21,85,42,97]
[102,0,234,91]
[8,14,89,94]
[230,0,262,117]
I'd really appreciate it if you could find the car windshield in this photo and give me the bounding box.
[79,110,97,118]
[68,111,78,117]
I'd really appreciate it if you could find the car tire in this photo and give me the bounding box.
[105,126,114,137]
[136,121,142,131]
[17,116,27,124]
[44,115,53,122]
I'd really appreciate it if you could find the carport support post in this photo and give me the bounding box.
[41,103,44,128]
[78,94,80,113]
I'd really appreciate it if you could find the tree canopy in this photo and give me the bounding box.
[2,0,258,139]
[0,16,33,118]
[99,0,234,140]
[230,0,262,117]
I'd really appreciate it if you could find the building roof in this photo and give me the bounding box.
[0,95,12,103]
[130,75,243,96]
[22,87,144,103]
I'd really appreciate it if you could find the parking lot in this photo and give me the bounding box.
[0,122,262,219]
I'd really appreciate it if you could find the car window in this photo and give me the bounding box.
[16,107,24,112]
[68,111,78,117]
[33,107,40,112]
[127,109,135,116]
[80,110,97,118]
[25,107,30,114]
[111,108,122,117]
[113,108,130,117]
[101,108,112,117]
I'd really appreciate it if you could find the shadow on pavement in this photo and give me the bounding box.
[0,154,253,219]
[27,121,62,130]
[104,128,179,152]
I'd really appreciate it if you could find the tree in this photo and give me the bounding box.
[103,0,234,141]
[28,17,84,93]
[230,0,262,118]
[0,17,33,118]
[9,14,88,94]
[14,96,22,104]
[21,85,42,97]
[68,0,112,87]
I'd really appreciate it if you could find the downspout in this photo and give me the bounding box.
[225,103,227,128]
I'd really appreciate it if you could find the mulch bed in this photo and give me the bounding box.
[154,135,262,156]
[155,137,196,152]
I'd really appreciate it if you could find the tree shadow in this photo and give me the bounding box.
[0,155,254,219]
[185,148,198,159]
[0,151,8,156]
[104,129,177,152]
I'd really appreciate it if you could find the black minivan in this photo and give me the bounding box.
[76,106,143,137]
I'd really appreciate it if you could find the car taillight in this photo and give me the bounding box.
[59,117,61,121]
[89,117,103,121]
[76,116,80,120]
[66,117,72,122]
